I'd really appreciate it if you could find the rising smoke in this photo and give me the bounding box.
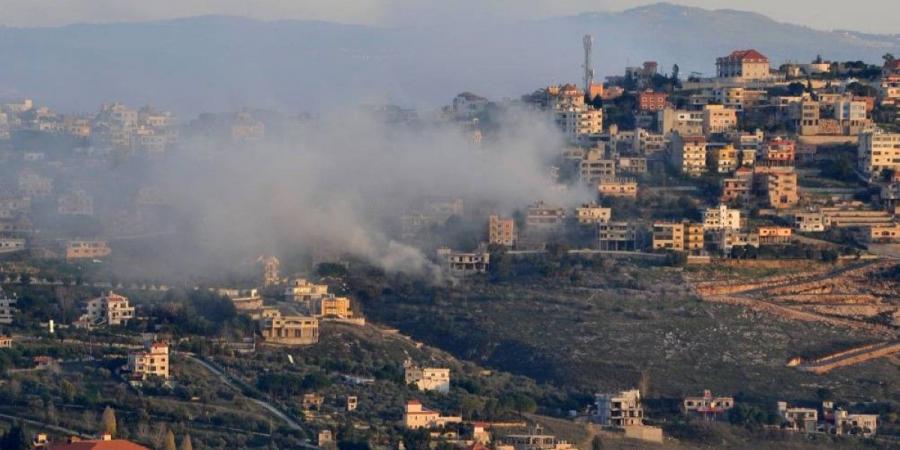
[140,104,590,281]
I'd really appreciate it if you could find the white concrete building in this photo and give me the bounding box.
[702,205,741,231]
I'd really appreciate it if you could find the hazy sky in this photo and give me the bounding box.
[0,0,897,34]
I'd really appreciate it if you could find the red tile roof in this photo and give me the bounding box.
[725,49,768,62]
[48,440,150,450]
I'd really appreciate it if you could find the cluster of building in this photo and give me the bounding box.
[777,400,878,437]
[680,390,877,437]
[215,276,364,347]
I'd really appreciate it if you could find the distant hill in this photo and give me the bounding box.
[1,2,898,115]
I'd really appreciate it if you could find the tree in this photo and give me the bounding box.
[884,53,896,66]
[0,423,30,450]
[180,434,194,450]
[164,429,177,450]
[101,406,117,436]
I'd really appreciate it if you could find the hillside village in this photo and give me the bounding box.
[0,36,898,450]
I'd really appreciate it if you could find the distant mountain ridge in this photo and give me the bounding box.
[0,2,897,115]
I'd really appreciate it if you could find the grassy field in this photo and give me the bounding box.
[360,264,899,408]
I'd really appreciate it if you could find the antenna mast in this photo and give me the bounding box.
[582,34,594,97]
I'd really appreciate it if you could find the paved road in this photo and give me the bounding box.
[0,412,90,438]
[181,353,308,435]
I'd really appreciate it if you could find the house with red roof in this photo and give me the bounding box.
[47,435,150,450]
[716,49,771,80]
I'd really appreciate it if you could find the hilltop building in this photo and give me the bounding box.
[284,279,330,303]
[595,389,663,443]
[488,215,517,247]
[404,360,451,393]
[716,49,770,80]
[437,247,490,275]
[217,288,264,311]
[126,341,169,381]
[778,401,818,433]
[403,400,462,429]
[78,292,135,327]
[259,311,319,345]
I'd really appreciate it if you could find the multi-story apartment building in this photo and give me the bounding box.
[127,341,169,381]
[702,205,741,231]
[716,229,761,253]
[652,221,704,254]
[616,156,648,174]
[598,177,638,198]
[658,108,704,136]
[760,169,799,209]
[579,150,616,184]
[708,144,739,173]
[716,49,770,80]
[555,106,603,145]
[436,248,490,275]
[637,91,668,112]
[526,202,566,227]
[712,87,767,111]
[488,215,517,247]
[764,137,796,163]
[313,295,356,319]
[284,279,329,303]
[80,292,135,327]
[259,312,319,345]
[721,167,754,204]
[259,255,280,286]
[703,105,738,135]
[858,130,900,180]
[404,361,450,393]
[595,389,645,427]
[598,222,638,251]
[670,134,707,176]
[778,401,818,433]
[0,290,17,325]
[65,240,111,260]
[793,99,821,136]
[575,203,611,225]
[683,390,734,419]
